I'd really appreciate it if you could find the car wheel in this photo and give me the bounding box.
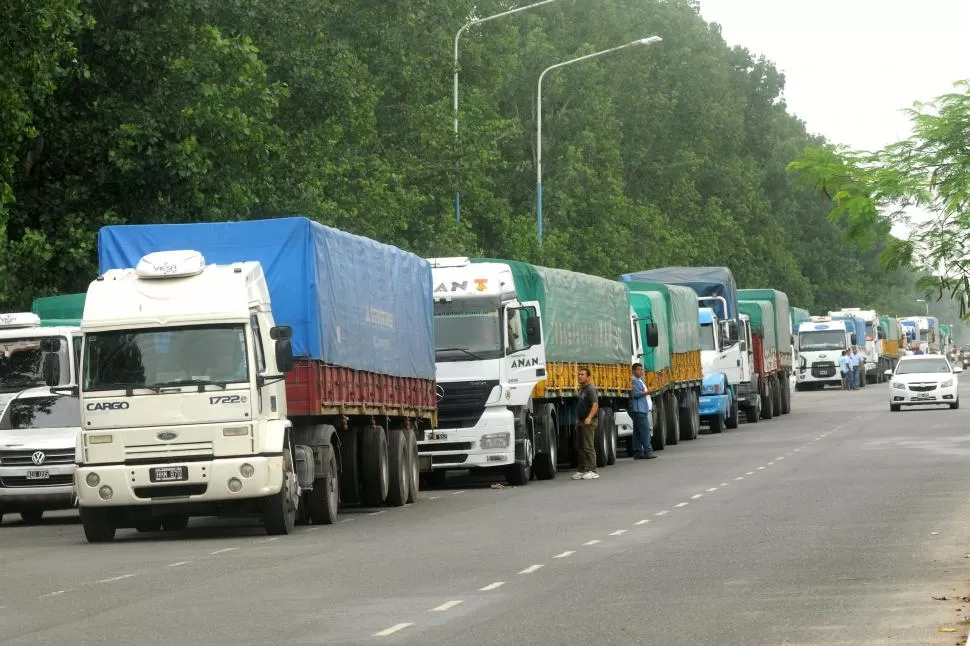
[890,403,901,412]
[951,399,960,410]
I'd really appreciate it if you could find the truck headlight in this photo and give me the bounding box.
[480,432,510,450]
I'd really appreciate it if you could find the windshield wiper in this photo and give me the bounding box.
[151,379,230,392]
[435,347,484,360]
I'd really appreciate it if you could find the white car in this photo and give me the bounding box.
[885,355,962,412]
[0,386,80,524]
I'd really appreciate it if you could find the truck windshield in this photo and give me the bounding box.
[84,324,249,391]
[798,330,846,351]
[0,395,80,430]
[699,323,717,351]
[0,336,70,393]
[434,307,503,361]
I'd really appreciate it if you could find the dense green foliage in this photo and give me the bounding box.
[0,0,946,323]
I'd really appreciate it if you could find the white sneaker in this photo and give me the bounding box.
[571,472,586,480]
[582,471,600,480]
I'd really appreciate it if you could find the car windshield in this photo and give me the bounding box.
[896,358,952,375]
[0,336,70,393]
[433,306,503,361]
[798,330,846,351]
[84,324,249,391]
[699,323,717,351]
[0,395,80,430]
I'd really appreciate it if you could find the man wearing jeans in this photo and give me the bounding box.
[572,368,600,480]
[631,363,657,460]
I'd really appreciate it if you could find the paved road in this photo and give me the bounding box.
[3,383,970,645]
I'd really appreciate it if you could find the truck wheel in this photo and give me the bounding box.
[725,397,739,429]
[308,449,339,524]
[595,408,609,468]
[761,385,774,420]
[665,393,680,445]
[771,378,782,417]
[745,395,761,424]
[679,392,697,441]
[263,448,297,536]
[161,515,188,532]
[533,407,558,480]
[384,429,410,507]
[605,409,618,465]
[651,397,667,451]
[780,374,791,414]
[338,428,360,505]
[709,411,724,434]
[359,426,389,507]
[406,429,420,503]
[19,510,43,524]
[81,508,116,543]
[507,439,532,486]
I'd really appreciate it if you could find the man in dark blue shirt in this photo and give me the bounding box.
[631,363,656,459]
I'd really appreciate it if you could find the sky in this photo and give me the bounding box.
[701,0,970,237]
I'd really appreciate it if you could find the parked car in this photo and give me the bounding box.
[0,386,80,524]
[885,355,962,412]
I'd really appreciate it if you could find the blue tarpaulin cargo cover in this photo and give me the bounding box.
[98,217,435,380]
[621,267,738,322]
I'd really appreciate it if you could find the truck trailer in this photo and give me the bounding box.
[71,218,436,542]
[738,300,779,421]
[740,289,793,415]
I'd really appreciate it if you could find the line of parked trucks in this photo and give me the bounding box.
[0,217,919,542]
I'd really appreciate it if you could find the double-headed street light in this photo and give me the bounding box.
[535,36,663,246]
[452,0,559,221]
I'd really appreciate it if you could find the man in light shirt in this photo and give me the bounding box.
[630,363,656,460]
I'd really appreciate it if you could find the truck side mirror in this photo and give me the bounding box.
[39,337,61,352]
[645,322,659,348]
[525,316,541,346]
[269,325,293,341]
[275,338,294,373]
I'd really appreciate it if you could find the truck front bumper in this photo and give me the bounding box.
[698,394,730,419]
[417,408,516,470]
[75,456,284,507]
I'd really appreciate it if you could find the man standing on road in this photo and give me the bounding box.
[839,350,851,390]
[573,368,600,480]
[850,347,862,390]
[630,363,656,460]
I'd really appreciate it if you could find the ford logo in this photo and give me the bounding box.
[818,354,827,358]
[156,431,178,441]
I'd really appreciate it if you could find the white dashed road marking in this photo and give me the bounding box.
[168,561,191,567]
[692,493,704,499]
[635,519,650,526]
[553,551,575,559]
[480,581,505,591]
[757,466,766,470]
[720,482,729,486]
[431,600,463,612]
[452,491,465,495]
[746,471,755,475]
[519,564,543,574]
[375,623,413,637]
[674,502,689,508]
[210,547,238,555]
[428,496,441,501]
[98,574,135,583]
[609,530,627,536]
[583,540,601,546]
[44,590,67,597]
[258,537,280,543]
[655,510,669,516]
[735,476,745,481]
[707,487,718,492]
[368,510,386,516]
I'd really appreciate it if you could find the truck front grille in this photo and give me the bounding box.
[420,441,474,452]
[125,441,214,462]
[437,380,500,429]
[431,454,468,465]
[811,362,836,378]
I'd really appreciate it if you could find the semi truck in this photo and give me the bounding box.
[900,316,938,353]
[70,218,436,542]
[420,258,639,484]
[623,282,703,451]
[795,317,852,389]
[622,267,755,430]
[829,308,881,384]
[877,315,903,377]
[739,289,793,416]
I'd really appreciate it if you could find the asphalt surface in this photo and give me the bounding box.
[3,382,970,645]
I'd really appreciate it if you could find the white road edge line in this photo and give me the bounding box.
[210,547,239,555]
[480,581,505,591]
[609,530,627,536]
[519,564,544,574]
[374,623,413,637]
[553,551,575,558]
[635,519,650,526]
[430,600,463,612]
[167,561,191,567]
[674,502,689,508]
[98,574,136,583]
[583,540,601,546]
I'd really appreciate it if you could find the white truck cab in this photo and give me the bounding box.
[829,308,879,381]
[0,313,81,414]
[795,317,851,389]
[698,305,753,426]
[421,258,544,485]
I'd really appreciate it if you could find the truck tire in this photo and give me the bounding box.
[761,383,774,420]
[595,408,609,468]
[605,408,618,465]
[725,397,739,429]
[406,429,420,503]
[384,429,410,507]
[263,447,297,536]
[651,397,667,451]
[780,374,791,414]
[533,406,558,480]
[507,437,532,486]
[745,395,761,424]
[359,426,389,507]
[678,392,696,441]
[709,411,724,434]
[338,428,360,505]
[19,510,43,524]
[664,393,680,445]
[81,508,116,543]
[308,449,339,524]
[771,377,782,417]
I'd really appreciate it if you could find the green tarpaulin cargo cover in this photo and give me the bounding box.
[624,281,700,354]
[739,300,778,355]
[790,306,810,334]
[32,293,85,322]
[738,288,791,349]
[627,291,671,374]
[473,259,631,365]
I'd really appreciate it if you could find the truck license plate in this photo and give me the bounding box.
[26,470,49,480]
[426,431,448,441]
[150,466,188,483]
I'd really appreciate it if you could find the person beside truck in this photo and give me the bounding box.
[630,363,656,460]
[573,368,601,481]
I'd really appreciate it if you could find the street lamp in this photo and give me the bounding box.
[452,0,559,221]
[535,36,663,246]
[916,298,929,316]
